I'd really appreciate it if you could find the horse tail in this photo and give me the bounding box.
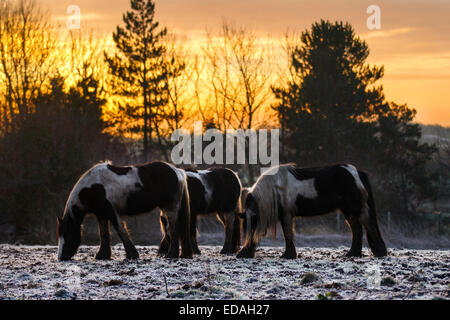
[178,176,193,258]
[358,171,377,221]
[231,178,244,249]
[358,170,388,256]
[251,172,280,243]
[239,188,249,239]
[236,186,243,216]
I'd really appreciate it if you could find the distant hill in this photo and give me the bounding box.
[420,124,450,146]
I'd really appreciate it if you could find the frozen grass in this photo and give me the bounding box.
[0,245,448,300]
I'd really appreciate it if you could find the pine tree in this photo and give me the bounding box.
[273,20,386,166]
[273,20,437,216]
[105,0,182,160]
[375,103,437,215]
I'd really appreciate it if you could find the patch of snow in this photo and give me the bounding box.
[0,245,448,300]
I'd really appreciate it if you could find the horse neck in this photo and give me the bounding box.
[64,204,85,227]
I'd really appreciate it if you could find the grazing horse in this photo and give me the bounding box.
[56,161,193,261]
[159,168,242,255]
[237,164,388,259]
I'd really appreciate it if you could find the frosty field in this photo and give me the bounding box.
[0,245,448,300]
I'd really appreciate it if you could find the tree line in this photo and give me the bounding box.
[0,0,448,243]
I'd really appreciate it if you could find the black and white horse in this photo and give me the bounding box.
[159,168,242,255]
[237,164,388,259]
[57,161,193,260]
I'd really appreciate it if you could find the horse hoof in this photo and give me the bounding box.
[373,251,388,258]
[220,248,233,255]
[165,252,179,259]
[345,251,362,258]
[221,245,241,255]
[280,252,297,259]
[95,252,111,260]
[157,249,168,256]
[236,249,254,259]
[126,251,139,260]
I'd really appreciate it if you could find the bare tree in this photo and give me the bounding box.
[434,127,450,204]
[65,30,109,92]
[191,21,277,182]
[163,34,196,132]
[272,30,304,162]
[198,20,275,131]
[0,0,58,132]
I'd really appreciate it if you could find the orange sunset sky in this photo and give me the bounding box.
[41,0,450,126]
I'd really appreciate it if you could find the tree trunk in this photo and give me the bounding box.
[143,87,149,161]
[154,121,169,162]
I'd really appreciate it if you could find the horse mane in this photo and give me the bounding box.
[248,165,291,243]
[62,161,112,219]
[95,160,113,166]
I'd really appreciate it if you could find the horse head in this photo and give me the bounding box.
[56,215,82,261]
[238,192,259,239]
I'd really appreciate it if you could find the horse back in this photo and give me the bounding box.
[287,164,367,217]
[124,161,182,215]
[206,168,241,213]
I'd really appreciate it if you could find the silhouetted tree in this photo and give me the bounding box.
[104,0,183,160]
[198,20,274,183]
[0,70,119,243]
[200,20,274,131]
[0,0,58,132]
[273,20,386,166]
[273,20,436,216]
[375,103,437,215]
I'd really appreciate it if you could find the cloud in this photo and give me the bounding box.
[52,12,104,22]
[362,27,415,39]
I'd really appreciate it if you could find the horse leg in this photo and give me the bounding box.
[110,211,139,260]
[173,185,193,259]
[158,212,170,255]
[217,212,233,254]
[190,212,201,255]
[236,215,258,258]
[95,218,111,260]
[221,211,242,254]
[164,210,180,258]
[230,211,241,253]
[344,215,363,257]
[280,214,297,259]
[236,239,257,258]
[359,209,387,257]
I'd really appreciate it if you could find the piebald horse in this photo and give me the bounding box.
[56,161,193,260]
[159,168,242,255]
[237,164,388,259]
